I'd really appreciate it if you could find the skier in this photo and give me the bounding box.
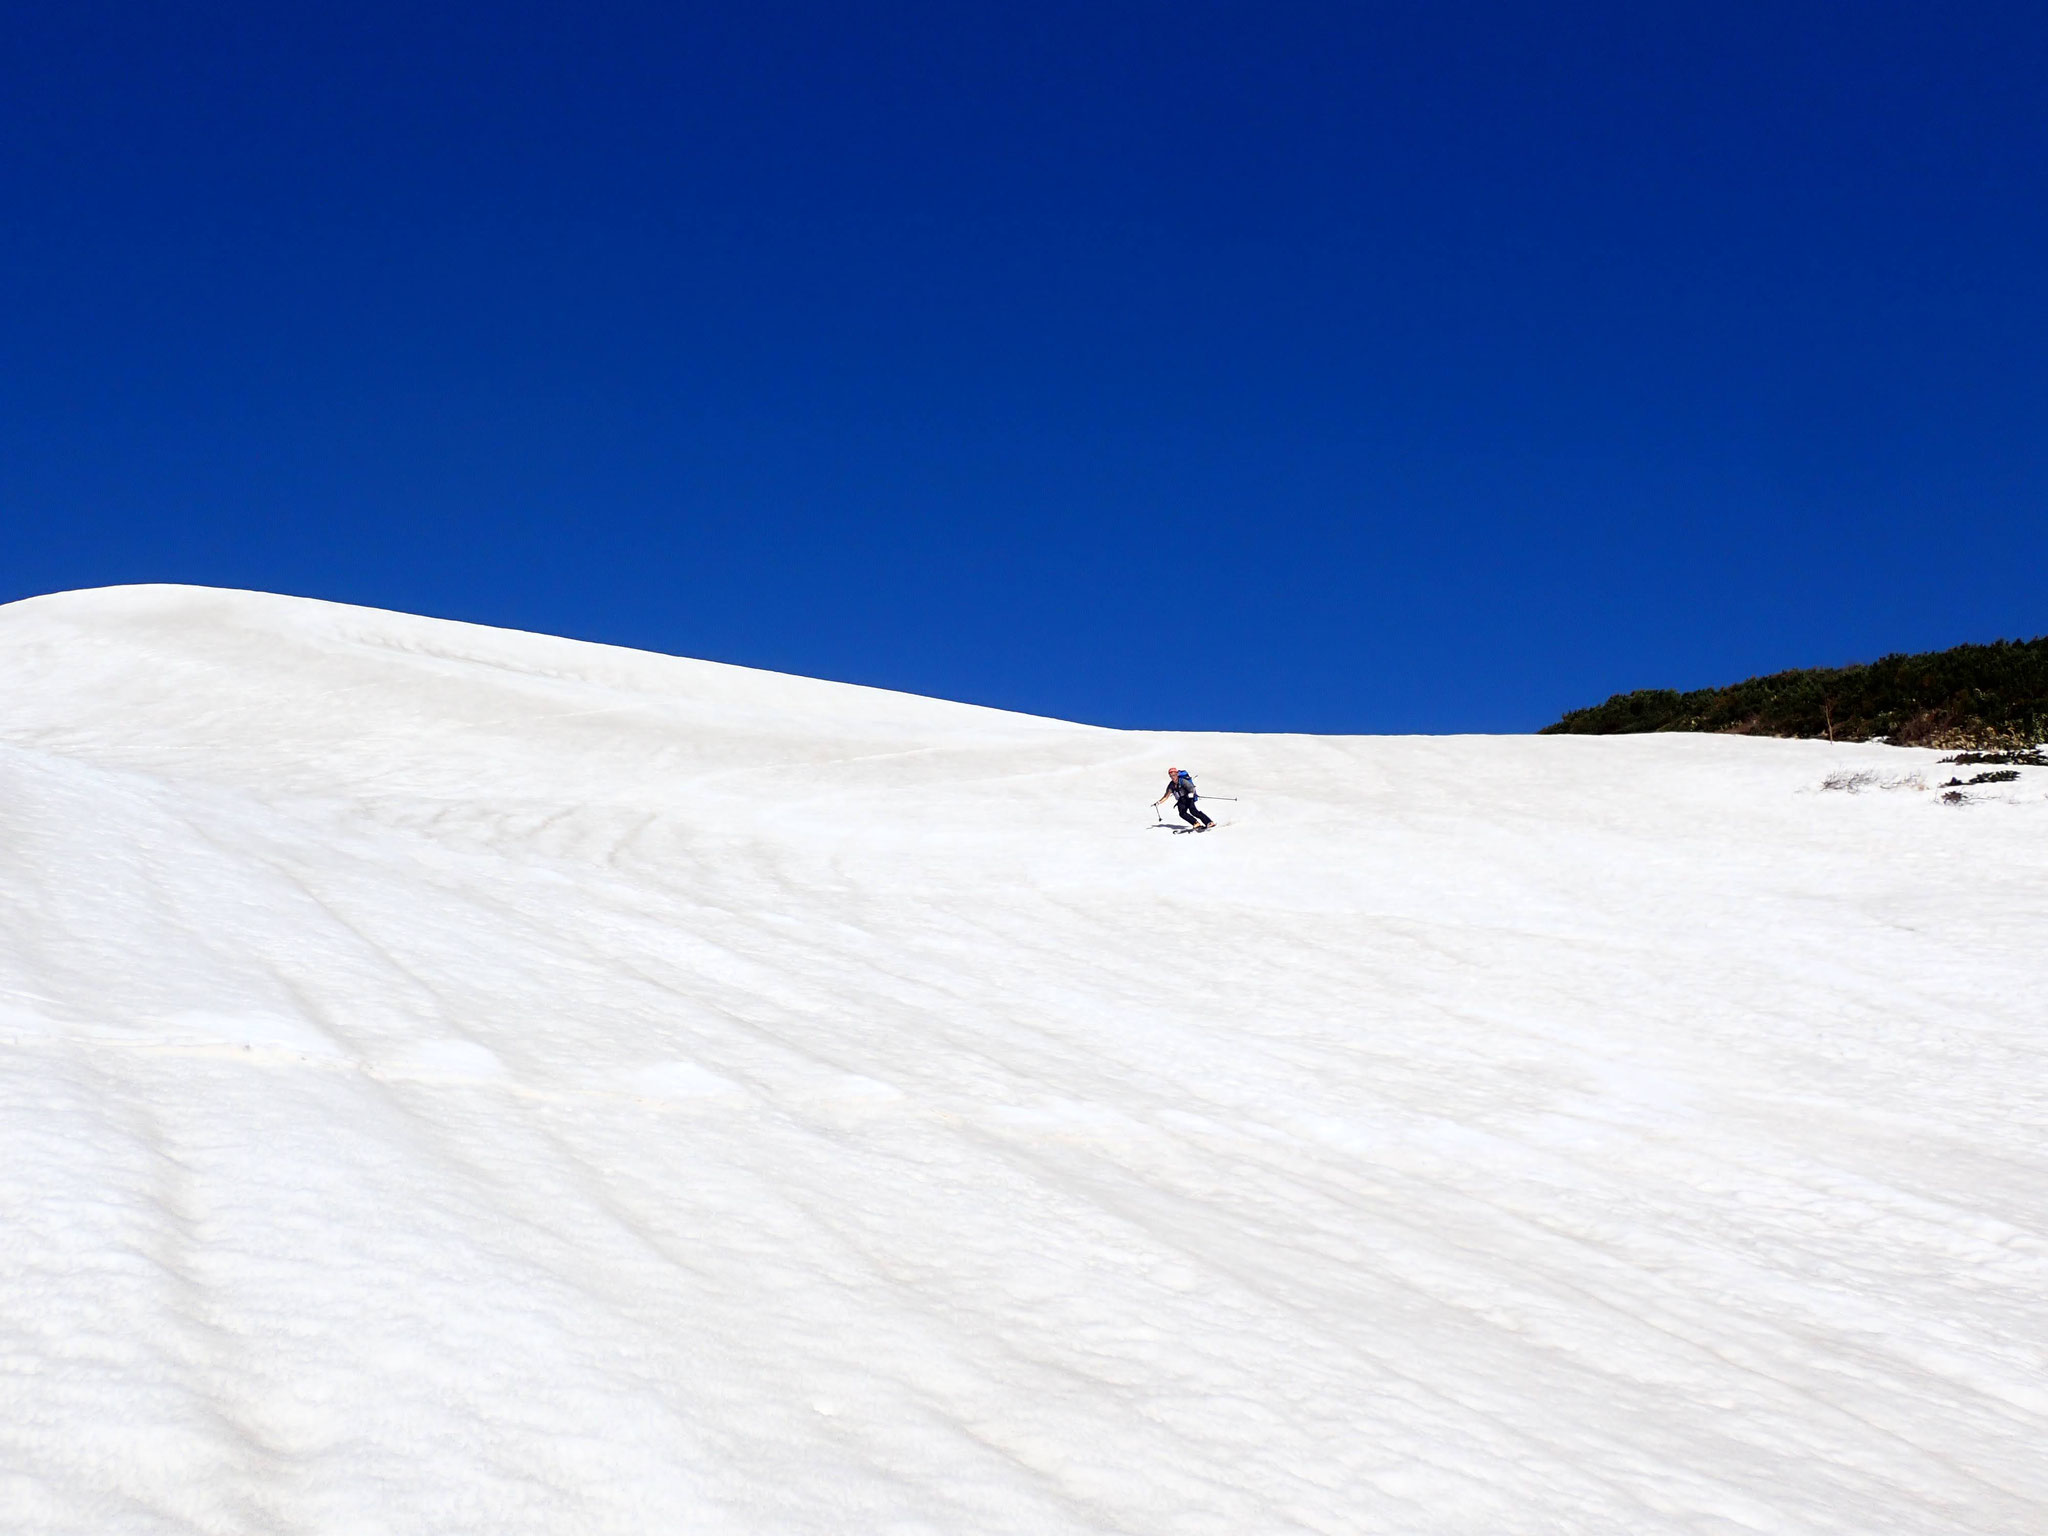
[1156,767,1213,831]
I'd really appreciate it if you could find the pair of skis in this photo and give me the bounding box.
[1153,791,1235,833]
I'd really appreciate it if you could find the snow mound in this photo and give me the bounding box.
[2,585,2044,1534]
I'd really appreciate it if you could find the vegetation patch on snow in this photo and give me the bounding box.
[1544,634,2048,747]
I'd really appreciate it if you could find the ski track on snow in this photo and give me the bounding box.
[1,585,2045,1534]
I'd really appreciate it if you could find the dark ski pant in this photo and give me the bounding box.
[1175,798,1212,828]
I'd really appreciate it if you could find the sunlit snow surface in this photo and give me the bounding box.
[2,586,2044,1534]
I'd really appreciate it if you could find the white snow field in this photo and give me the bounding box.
[2,585,2044,1536]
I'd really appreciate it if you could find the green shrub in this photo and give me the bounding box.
[1542,636,2048,747]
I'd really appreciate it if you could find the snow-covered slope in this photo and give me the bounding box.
[3,585,2044,1535]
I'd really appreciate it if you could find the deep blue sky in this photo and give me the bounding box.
[5,3,2044,730]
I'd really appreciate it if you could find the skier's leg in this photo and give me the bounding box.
[1177,800,1202,827]
[1192,804,1213,827]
